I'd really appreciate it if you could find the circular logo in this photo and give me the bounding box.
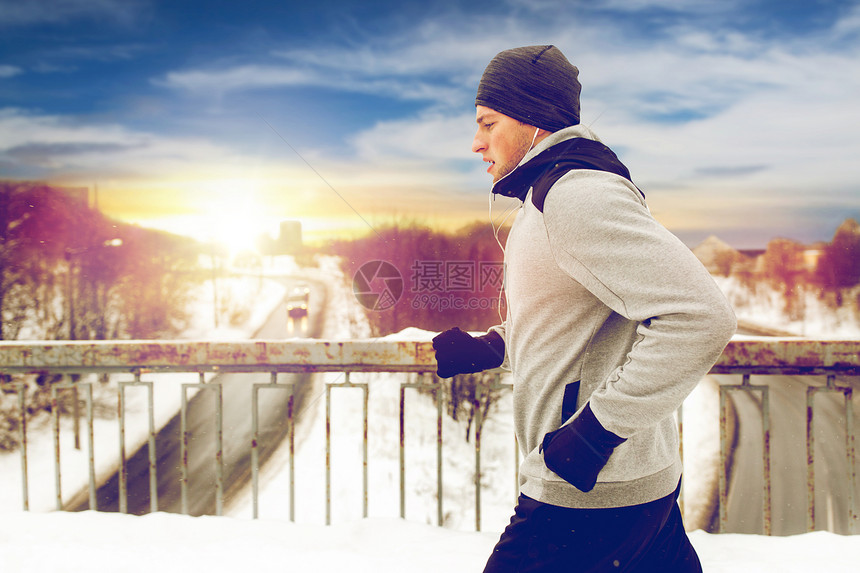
[353,260,403,311]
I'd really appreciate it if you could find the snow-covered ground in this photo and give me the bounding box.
[3,509,860,573]
[1,255,859,572]
[714,276,860,338]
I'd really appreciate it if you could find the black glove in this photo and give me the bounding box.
[431,327,505,378]
[541,402,626,492]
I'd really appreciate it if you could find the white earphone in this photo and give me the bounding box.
[487,127,541,322]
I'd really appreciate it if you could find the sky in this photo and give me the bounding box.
[1,0,859,249]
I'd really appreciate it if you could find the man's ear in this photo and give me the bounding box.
[534,128,552,145]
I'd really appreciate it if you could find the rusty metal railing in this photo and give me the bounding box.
[708,338,859,534]
[0,338,858,534]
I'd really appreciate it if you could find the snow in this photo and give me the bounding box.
[2,510,859,573]
[1,254,859,571]
[713,276,860,338]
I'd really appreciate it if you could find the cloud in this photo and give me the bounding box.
[43,43,150,63]
[0,107,242,179]
[304,10,860,185]
[505,0,743,18]
[0,64,22,78]
[587,0,739,12]
[156,28,484,106]
[6,142,145,168]
[155,13,576,105]
[348,112,477,163]
[157,65,315,94]
[271,24,495,79]
[833,3,860,39]
[157,62,467,106]
[0,107,135,149]
[694,165,769,178]
[0,0,148,27]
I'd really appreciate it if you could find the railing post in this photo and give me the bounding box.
[118,379,126,513]
[436,373,444,527]
[399,380,406,520]
[400,372,444,525]
[473,372,514,532]
[251,372,296,520]
[50,381,94,512]
[72,376,81,451]
[806,375,855,533]
[52,384,62,510]
[119,373,157,514]
[12,381,30,511]
[475,379,484,532]
[363,375,369,520]
[180,374,223,516]
[180,381,189,515]
[288,374,296,523]
[762,381,772,536]
[325,372,369,525]
[847,385,856,534]
[214,376,223,516]
[146,376,157,514]
[807,382,816,531]
[325,377,332,525]
[84,383,96,511]
[719,382,728,533]
[251,375,262,519]
[719,374,771,535]
[678,402,684,517]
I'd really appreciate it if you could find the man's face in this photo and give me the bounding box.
[472,105,536,183]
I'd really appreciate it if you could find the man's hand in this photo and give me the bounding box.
[431,327,505,378]
[541,402,626,492]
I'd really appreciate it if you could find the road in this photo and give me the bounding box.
[71,277,326,515]
[719,366,859,534]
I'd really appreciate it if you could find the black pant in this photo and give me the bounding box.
[483,481,701,573]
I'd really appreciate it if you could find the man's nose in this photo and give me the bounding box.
[471,131,486,154]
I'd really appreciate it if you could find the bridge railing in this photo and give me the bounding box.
[0,337,858,534]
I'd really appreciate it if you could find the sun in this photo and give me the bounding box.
[198,179,280,256]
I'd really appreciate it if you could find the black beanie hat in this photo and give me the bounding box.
[475,45,581,132]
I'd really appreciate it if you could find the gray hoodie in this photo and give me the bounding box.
[491,124,736,509]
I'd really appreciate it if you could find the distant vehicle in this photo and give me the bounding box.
[286,285,310,319]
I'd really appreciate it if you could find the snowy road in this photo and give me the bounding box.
[69,277,327,515]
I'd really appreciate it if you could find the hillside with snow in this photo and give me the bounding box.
[691,225,860,338]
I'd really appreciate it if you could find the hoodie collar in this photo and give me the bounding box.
[491,125,634,204]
